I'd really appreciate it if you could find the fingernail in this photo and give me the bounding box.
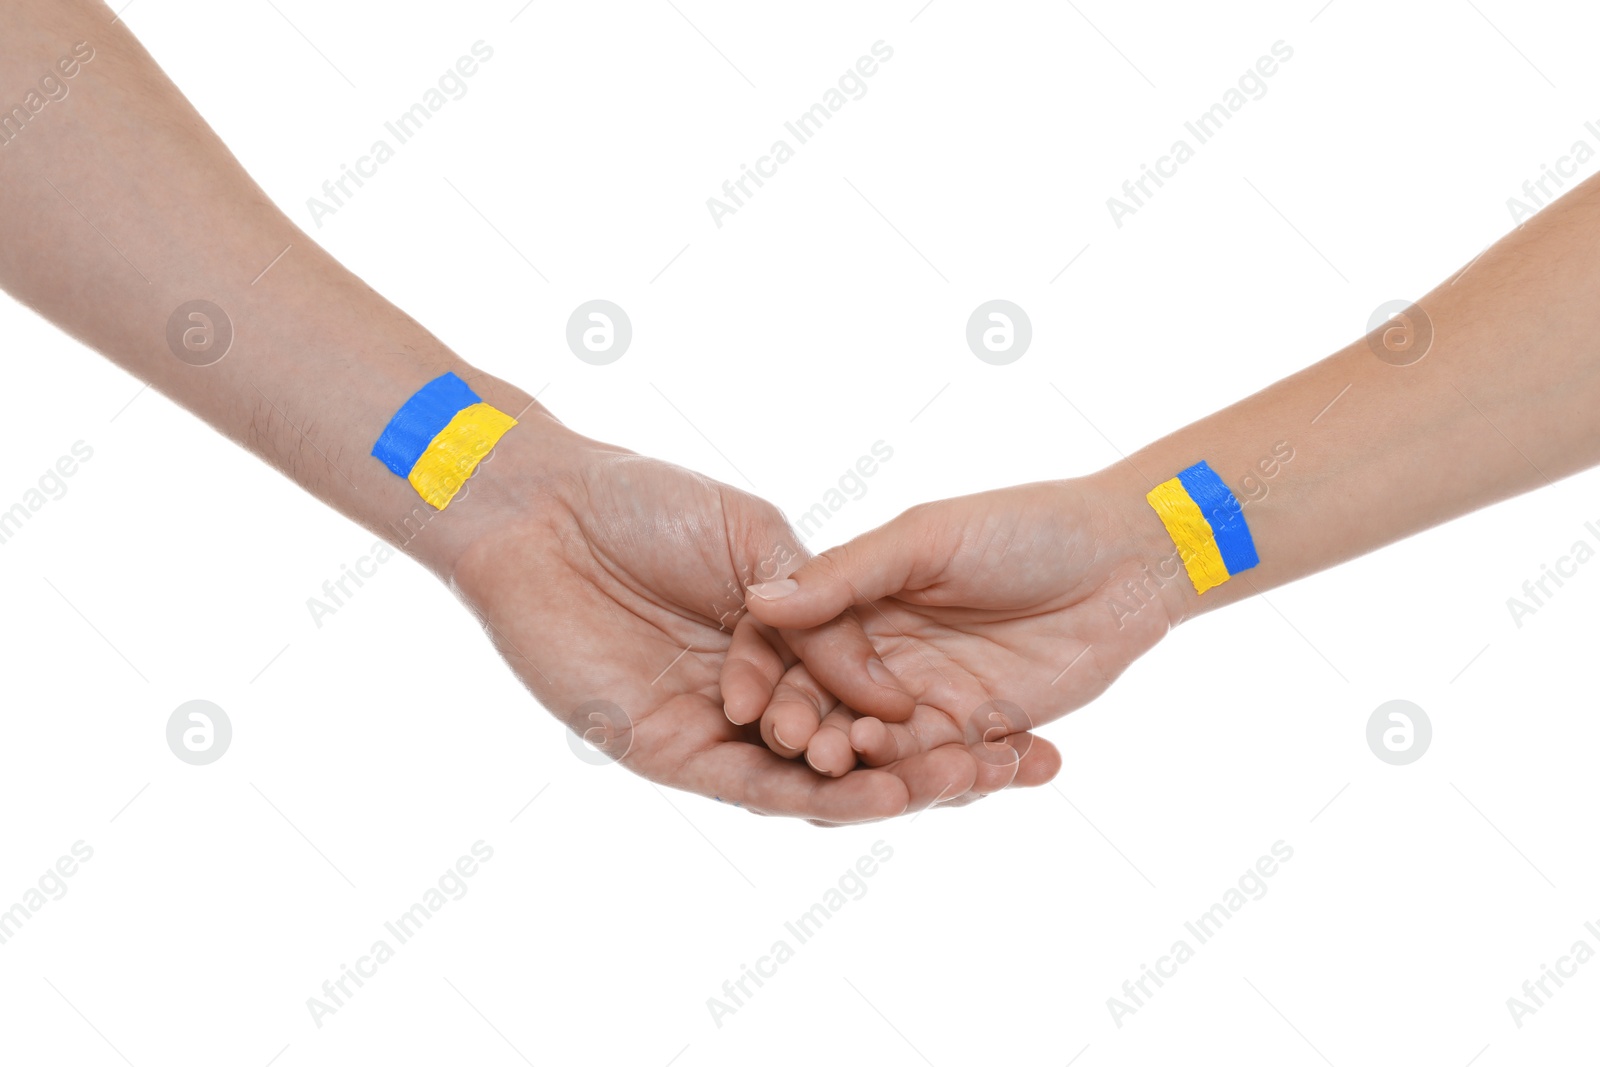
[773,726,798,750]
[867,658,898,690]
[747,579,799,600]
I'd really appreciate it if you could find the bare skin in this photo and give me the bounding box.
[734,167,1600,778]
[0,1,1061,821]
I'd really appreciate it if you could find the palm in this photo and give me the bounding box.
[846,573,1165,769]
[449,446,973,822]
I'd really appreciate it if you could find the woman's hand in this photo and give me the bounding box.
[724,474,1184,793]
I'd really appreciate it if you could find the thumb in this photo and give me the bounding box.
[744,505,946,629]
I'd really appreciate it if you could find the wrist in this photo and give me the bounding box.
[371,376,590,580]
[1084,465,1204,629]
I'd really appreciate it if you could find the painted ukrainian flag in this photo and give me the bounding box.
[372,372,517,509]
[1145,460,1259,594]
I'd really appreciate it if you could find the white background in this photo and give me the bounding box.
[2,0,1598,1063]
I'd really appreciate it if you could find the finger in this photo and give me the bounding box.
[850,714,898,767]
[701,745,911,822]
[938,733,1059,807]
[968,741,1021,795]
[790,744,975,824]
[964,699,1035,793]
[1012,732,1062,787]
[903,733,1058,814]
[780,609,914,723]
[891,744,978,815]
[848,711,961,769]
[744,505,953,629]
[720,615,789,725]
[804,707,858,778]
[923,789,988,811]
[761,663,836,759]
[966,717,1054,794]
[676,735,974,825]
[632,696,908,824]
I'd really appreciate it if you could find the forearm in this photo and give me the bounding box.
[1104,169,1600,622]
[0,0,555,575]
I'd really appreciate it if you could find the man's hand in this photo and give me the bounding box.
[445,420,1017,823]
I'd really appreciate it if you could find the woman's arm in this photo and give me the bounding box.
[732,163,1600,772]
[1116,165,1600,623]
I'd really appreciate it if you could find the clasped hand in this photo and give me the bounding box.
[452,417,1185,825]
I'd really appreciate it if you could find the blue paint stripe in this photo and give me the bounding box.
[371,372,481,478]
[1175,460,1259,576]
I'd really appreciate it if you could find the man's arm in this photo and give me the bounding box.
[0,0,985,821]
[0,0,546,578]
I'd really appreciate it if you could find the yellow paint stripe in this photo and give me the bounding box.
[407,402,518,509]
[1146,477,1231,594]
